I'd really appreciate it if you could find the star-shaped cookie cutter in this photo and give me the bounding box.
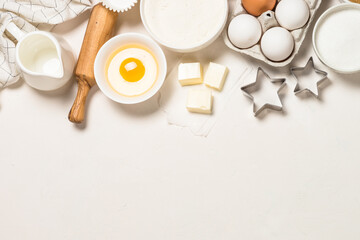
[241,68,286,117]
[291,57,328,98]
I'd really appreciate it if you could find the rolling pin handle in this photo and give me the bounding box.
[68,3,118,124]
[68,79,91,124]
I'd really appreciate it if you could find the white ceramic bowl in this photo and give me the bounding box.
[94,33,167,104]
[313,3,360,74]
[140,0,228,53]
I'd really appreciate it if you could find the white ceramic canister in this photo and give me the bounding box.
[6,22,75,91]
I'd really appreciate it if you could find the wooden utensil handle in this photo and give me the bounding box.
[68,79,90,123]
[69,3,118,123]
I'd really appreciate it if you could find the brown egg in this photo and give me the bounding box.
[242,0,277,17]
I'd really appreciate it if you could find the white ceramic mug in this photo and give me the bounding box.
[6,22,75,91]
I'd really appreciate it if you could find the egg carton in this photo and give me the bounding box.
[223,0,322,67]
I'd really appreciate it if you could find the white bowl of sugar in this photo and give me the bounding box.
[313,3,360,74]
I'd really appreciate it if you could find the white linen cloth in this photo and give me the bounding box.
[0,0,92,88]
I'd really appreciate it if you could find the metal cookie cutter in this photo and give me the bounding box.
[241,68,286,117]
[291,57,328,98]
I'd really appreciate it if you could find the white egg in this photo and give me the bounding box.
[228,14,262,49]
[261,27,295,62]
[276,0,310,30]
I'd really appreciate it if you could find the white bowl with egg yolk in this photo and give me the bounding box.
[94,33,167,104]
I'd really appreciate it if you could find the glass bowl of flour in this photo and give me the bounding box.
[140,0,228,53]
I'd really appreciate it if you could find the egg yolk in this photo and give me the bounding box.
[119,58,145,82]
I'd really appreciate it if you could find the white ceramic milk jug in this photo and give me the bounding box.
[6,22,75,91]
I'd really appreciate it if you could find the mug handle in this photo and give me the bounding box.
[6,22,26,42]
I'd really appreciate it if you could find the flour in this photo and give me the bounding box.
[143,0,227,49]
[315,8,360,72]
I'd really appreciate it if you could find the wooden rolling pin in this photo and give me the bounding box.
[69,3,118,123]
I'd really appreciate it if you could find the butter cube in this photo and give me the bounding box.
[204,62,229,91]
[178,63,203,86]
[186,89,213,114]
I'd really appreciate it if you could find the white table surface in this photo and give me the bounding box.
[1,0,360,239]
